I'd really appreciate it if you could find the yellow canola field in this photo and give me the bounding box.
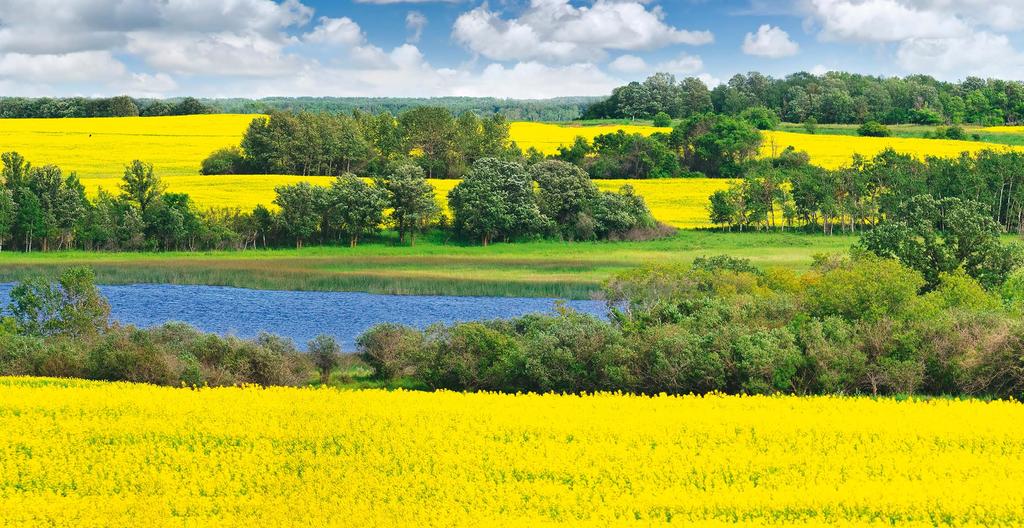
[984,126,1024,133]
[762,130,1024,169]
[79,176,727,229]
[2,115,1022,181]
[509,122,671,155]
[0,115,254,179]
[2,377,1024,528]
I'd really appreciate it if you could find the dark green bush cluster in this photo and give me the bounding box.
[357,254,1024,398]
[0,268,313,386]
[0,323,312,387]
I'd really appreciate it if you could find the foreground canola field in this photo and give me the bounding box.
[2,378,1023,527]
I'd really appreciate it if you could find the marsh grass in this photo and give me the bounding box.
[0,231,855,298]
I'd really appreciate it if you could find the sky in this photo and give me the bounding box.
[0,0,1022,99]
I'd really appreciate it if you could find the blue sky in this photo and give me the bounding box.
[0,0,1022,98]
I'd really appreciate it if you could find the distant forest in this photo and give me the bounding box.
[3,70,1024,125]
[0,95,598,122]
[585,72,1024,126]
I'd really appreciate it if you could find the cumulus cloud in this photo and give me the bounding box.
[0,51,126,83]
[800,0,1024,79]
[802,0,968,42]
[896,32,1024,79]
[608,55,649,74]
[303,17,365,46]
[742,25,799,58]
[453,0,713,63]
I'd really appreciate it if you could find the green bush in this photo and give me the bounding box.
[200,146,246,175]
[857,121,891,137]
[356,323,425,380]
[652,112,672,127]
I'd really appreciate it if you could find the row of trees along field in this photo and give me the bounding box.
[203,108,762,180]
[708,147,1024,235]
[585,72,1024,125]
[0,96,214,118]
[0,153,656,252]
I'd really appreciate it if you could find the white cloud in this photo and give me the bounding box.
[608,55,648,74]
[896,32,1024,79]
[656,53,704,75]
[0,51,126,83]
[303,16,365,46]
[802,0,969,42]
[453,0,713,63]
[405,11,428,43]
[742,25,799,58]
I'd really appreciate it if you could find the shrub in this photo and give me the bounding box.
[803,117,818,134]
[356,323,425,380]
[739,106,780,130]
[735,328,804,394]
[629,324,725,394]
[652,112,672,127]
[200,146,246,175]
[857,121,891,137]
[85,327,177,386]
[308,334,342,385]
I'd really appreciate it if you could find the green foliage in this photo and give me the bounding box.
[587,71,1024,126]
[375,164,440,245]
[324,174,387,247]
[861,195,1022,289]
[5,267,109,337]
[739,106,780,130]
[857,121,891,137]
[120,160,164,215]
[652,112,672,127]
[448,159,541,246]
[674,114,762,178]
[272,182,326,248]
[200,146,246,175]
[357,323,425,380]
[803,117,818,134]
[308,334,341,385]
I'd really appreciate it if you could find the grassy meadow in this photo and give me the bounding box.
[3,377,1023,527]
[0,231,854,298]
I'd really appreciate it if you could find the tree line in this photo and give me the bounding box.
[708,147,1024,236]
[586,71,1024,126]
[208,96,598,122]
[0,152,658,252]
[0,96,214,118]
[207,108,764,181]
[205,108,523,179]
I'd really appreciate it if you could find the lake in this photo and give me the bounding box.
[0,283,607,350]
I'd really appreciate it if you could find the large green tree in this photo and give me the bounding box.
[376,164,439,245]
[530,160,599,240]
[448,158,541,246]
[324,174,387,247]
[273,182,326,249]
[861,195,1022,289]
[120,160,164,216]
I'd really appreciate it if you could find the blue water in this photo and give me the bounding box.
[0,283,606,350]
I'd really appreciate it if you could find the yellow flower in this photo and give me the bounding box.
[1,377,1022,527]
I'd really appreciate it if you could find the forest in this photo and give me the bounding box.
[585,72,1024,125]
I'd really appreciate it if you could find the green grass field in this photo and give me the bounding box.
[0,231,855,298]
